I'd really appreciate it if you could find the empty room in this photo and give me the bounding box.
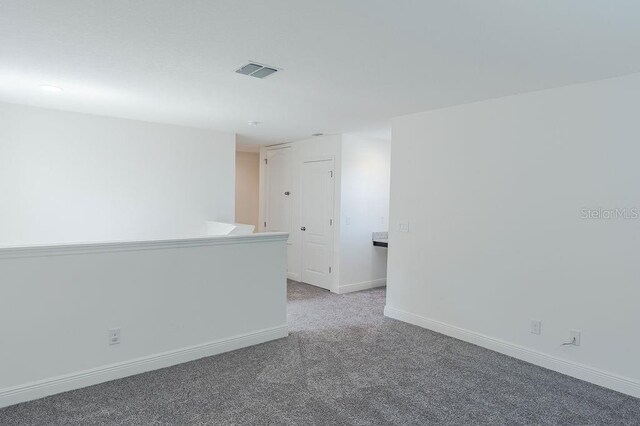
[1,1,639,425]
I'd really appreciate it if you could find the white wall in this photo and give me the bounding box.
[0,233,289,407]
[0,102,235,246]
[386,73,640,397]
[339,134,390,293]
[235,151,260,230]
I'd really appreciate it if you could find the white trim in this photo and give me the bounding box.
[0,324,288,408]
[301,154,335,164]
[265,144,292,151]
[384,306,640,398]
[337,278,387,294]
[287,272,300,282]
[0,232,289,259]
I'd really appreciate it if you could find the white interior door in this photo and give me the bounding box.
[265,147,292,233]
[300,159,334,290]
[265,147,294,277]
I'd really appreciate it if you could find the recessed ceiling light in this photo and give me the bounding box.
[247,121,262,126]
[40,85,63,93]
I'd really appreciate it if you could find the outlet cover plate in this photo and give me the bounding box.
[109,328,121,345]
[530,319,542,335]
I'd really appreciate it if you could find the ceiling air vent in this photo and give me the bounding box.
[236,62,279,79]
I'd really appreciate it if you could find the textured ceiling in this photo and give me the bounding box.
[1,0,640,145]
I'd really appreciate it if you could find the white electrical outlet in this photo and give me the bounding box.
[398,222,409,233]
[108,328,121,345]
[569,330,581,346]
[530,319,542,335]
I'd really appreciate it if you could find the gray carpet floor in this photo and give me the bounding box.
[1,281,639,425]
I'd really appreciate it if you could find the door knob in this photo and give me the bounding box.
[284,191,290,196]
[300,227,306,231]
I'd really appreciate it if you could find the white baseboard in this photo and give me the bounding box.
[287,272,300,282]
[337,278,387,294]
[384,306,640,399]
[0,324,288,409]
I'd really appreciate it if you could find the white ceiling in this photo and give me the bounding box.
[1,1,640,145]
